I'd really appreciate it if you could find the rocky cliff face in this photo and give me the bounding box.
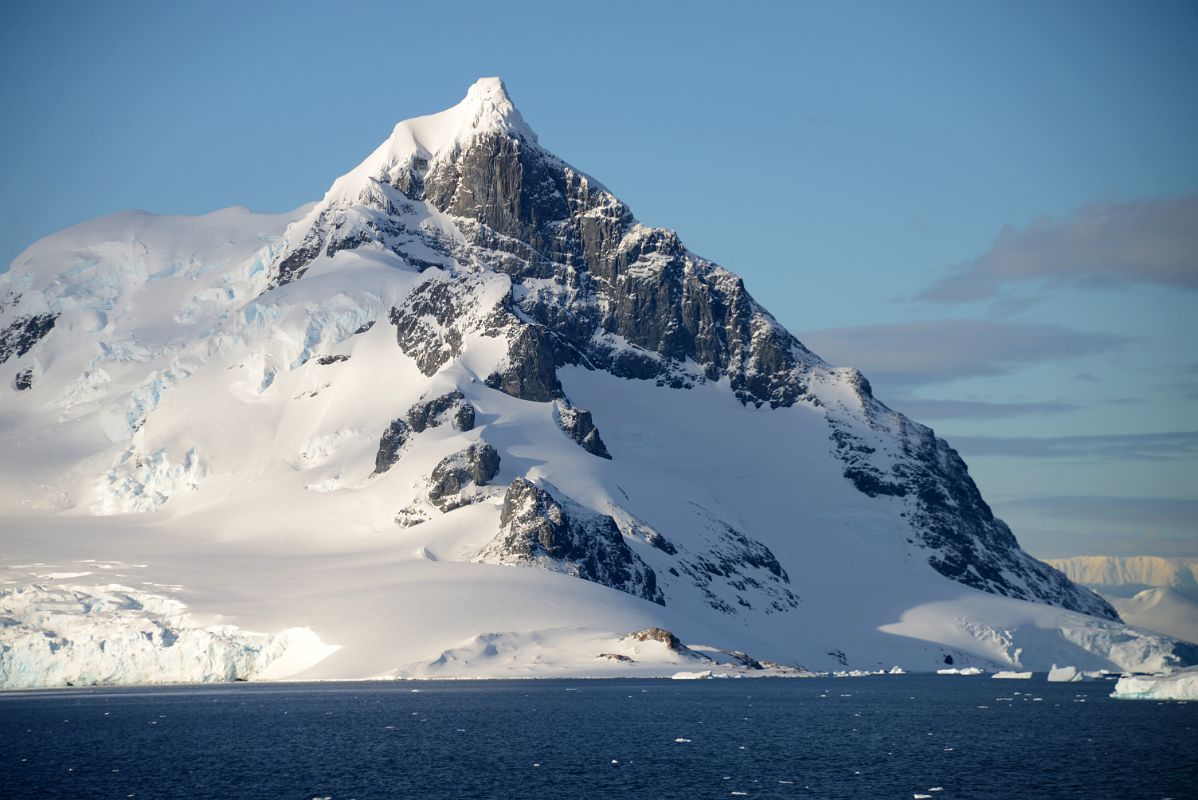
[264,78,1113,621]
[474,477,663,605]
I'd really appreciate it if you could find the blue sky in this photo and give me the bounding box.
[2,0,1195,557]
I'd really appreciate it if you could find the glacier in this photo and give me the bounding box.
[0,574,337,688]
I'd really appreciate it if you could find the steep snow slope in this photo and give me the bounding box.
[1,79,1191,685]
[1105,588,1198,645]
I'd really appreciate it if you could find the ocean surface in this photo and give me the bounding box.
[1,675,1193,799]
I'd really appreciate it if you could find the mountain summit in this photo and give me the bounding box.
[0,79,1190,685]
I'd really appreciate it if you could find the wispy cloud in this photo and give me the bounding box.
[919,194,1198,302]
[996,495,1198,533]
[800,319,1122,388]
[996,494,1198,558]
[950,431,1198,461]
[1019,530,1198,560]
[890,398,1079,420]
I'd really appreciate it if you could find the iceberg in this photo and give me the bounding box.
[936,667,984,675]
[992,671,1033,679]
[1047,664,1083,682]
[1111,666,1198,700]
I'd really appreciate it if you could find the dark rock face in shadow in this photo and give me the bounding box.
[427,442,500,512]
[474,477,663,605]
[553,400,611,460]
[372,391,479,476]
[0,313,58,365]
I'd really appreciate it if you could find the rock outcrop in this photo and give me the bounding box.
[0,313,58,365]
[552,400,611,459]
[474,477,662,604]
[373,391,478,475]
[427,442,501,512]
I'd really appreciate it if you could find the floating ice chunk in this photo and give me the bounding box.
[888,666,906,674]
[992,671,1033,679]
[671,670,713,680]
[936,667,984,675]
[1047,664,1083,683]
[915,795,933,799]
[1111,666,1198,700]
[674,737,692,743]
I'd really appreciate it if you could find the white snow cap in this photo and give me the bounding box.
[458,77,535,142]
[325,76,535,204]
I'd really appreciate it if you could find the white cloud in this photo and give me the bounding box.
[950,431,1198,461]
[799,319,1121,388]
[920,194,1198,302]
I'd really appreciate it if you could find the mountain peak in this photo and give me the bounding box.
[463,76,511,105]
[323,77,535,205]
[450,75,534,144]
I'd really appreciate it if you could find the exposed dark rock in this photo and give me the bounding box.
[597,653,634,663]
[644,529,677,555]
[0,313,58,364]
[627,627,683,650]
[452,403,475,432]
[623,627,709,661]
[675,509,799,616]
[825,400,1119,621]
[372,392,478,476]
[465,442,501,484]
[724,650,764,670]
[483,325,562,401]
[474,477,663,604]
[373,419,410,475]
[408,391,470,433]
[389,283,466,376]
[14,367,34,391]
[427,442,500,512]
[268,231,323,289]
[394,504,429,528]
[553,400,611,459]
[316,354,350,365]
[353,320,376,335]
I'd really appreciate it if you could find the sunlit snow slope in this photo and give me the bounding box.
[2,79,1193,686]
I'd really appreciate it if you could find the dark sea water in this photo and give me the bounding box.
[0,675,1193,800]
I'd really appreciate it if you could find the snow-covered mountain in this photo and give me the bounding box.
[1047,556,1198,599]
[1,78,1192,686]
[1047,556,1198,644]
